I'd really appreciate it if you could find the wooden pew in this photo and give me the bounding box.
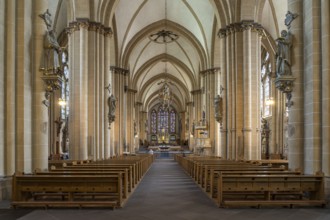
[216,172,326,208]
[204,164,286,192]
[63,164,136,188]
[208,170,301,198]
[12,173,123,209]
[37,170,129,199]
[12,154,154,209]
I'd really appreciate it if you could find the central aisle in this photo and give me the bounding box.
[17,158,330,220]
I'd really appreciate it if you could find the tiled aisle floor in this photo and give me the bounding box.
[1,159,330,220]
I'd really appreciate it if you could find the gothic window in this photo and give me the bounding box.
[151,110,157,134]
[151,107,176,138]
[261,50,272,117]
[61,52,70,120]
[170,109,176,133]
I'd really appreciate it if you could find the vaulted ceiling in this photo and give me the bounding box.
[113,0,217,111]
[54,0,288,112]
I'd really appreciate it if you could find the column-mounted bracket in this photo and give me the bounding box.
[40,73,63,107]
[275,75,295,108]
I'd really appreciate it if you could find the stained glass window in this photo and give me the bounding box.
[61,52,70,120]
[261,51,272,117]
[151,110,157,134]
[170,109,176,133]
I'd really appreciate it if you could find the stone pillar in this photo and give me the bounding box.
[321,0,330,197]
[219,32,228,158]
[303,0,322,173]
[0,0,5,176]
[219,21,264,160]
[104,31,111,159]
[111,66,129,155]
[186,102,194,150]
[227,31,235,160]
[135,102,142,151]
[5,0,16,175]
[32,0,49,171]
[127,88,137,153]
[242,23,262,160]
[201,68,218,155]
[67,21,89,161]
[287,0,304,171]
[16,0,32,172]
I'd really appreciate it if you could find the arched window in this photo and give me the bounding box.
[61,51,70,120]
[170,109,176,133]
[150,106,176,139]
[151,110,157,134]
[261,51,272,117]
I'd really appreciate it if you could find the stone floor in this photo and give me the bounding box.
[1,158,330,220]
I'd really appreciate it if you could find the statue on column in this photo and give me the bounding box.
[39,9,62,73]
[214,95,223,125]
[107,94,117,128]
[275,30,292,77]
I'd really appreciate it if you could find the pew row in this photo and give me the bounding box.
[217,172,326,208]
[12,173,123,209]
[11,154,154,209]
[175,154,326,208]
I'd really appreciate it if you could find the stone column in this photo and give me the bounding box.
[287,0,304,171]
[242,23,262,160]
[111,66,129,155]
[32,0,49,171]
[0,0,5,176]
[200,69,216,154]
[135,102,142,152]
[5,0,16,175]
[16,0,33,173]
[104,30,111,159]
[127,88,137,153]
[98,32,105,159]
[321,0,330,196]
[67,20,89,161]
[303,0,322,173]
[219,31,227,158]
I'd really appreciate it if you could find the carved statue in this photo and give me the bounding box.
[107,94,117,127]
[134,121,137,136]
[54,117,64,137]
[214,95,223,124]
[39,9,62,73]
[275,30,292,77]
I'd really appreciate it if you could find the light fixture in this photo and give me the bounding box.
[58,98,66,106]
[149,0,179,44]
[265,97,275,106]
[158,82,172,110]
[153,0,175,110]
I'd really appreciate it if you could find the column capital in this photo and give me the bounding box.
[65,18,113,37]
[217,20,267,38]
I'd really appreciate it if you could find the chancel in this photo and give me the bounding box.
[0,0,330,218]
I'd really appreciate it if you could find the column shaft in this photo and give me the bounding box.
[220,36,228,158]
[0,0,5,176]
[288,0,304,171]
[32,0,48,171]
[303,0,322,173]
[321,0,330,175]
